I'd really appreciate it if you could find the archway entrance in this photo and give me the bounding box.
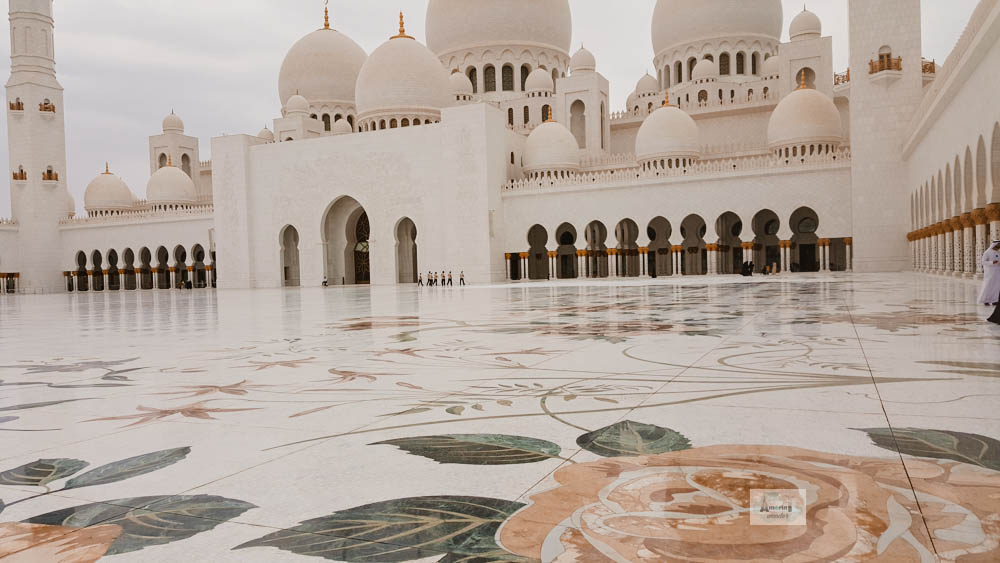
[752,210,781,273]
[647,217,672,277]
[191,245,208,288]
[790,207,819,272]
[615,218,640,277]
[527,224,549,280]
[715,212,743,274]
[680,215,707,275]
[279,226,301,287]
[395,218,418,284]
[322,197,370,285]
[584,221,608,277]
[555,223,578,279]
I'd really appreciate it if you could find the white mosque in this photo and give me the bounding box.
[1,0,998,293]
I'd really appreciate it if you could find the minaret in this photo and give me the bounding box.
[6,0,68,292]
[847,0,924,271]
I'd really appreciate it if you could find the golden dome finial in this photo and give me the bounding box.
[663,91,672,107]
[168,154,173,167]
[391,11,413,39]
[104,162,110,174]
[797,70,808,90]
[545,106,554,122]
[323,0,330,29]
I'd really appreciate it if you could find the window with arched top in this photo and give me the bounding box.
[542,104,551,121]
[501,65,514,91]
[158,153,167,169]
[401,118,410,127]
[752,52,760,75]
[507,108,514,126]
[736,52,746,74]
[484,65,496,92]
[466,67,478,93]
[763,86,769,98]
[570,100,586,148]
[797,67,816,89]
[675,61,683,83]
[181,154,191,177]
[322,114,331,131]
[390,118,398,128]
[704,54,714,62]
[687,58,697,81]
[719,52,730,75]
[523,106,529,125]
[520,64,531,90]
[698,90,708,103]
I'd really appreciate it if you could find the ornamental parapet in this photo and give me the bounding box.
[503,148,851,193]
[869,57,902,74]
[59,205,214,226]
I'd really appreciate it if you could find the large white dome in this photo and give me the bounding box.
[767,87,842,149]
[525,68,554,92]
[569,46,595,74]
[162,111,184,134]
[635,105,701,163]
[146,164,196,206]
[652,0,783,56]
[356,31,451,120]
[278,25,367,109]
[636,73,659,95]
[523,121,580,173]
[426,0,572,56]
[691,59,719,81]
[449,71,474,95]
[84,167,134,212]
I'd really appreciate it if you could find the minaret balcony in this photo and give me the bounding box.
[869,57,902,86]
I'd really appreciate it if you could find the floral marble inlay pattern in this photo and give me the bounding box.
[0,273,998,562]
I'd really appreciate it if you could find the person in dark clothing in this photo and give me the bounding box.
[460,271,466,286]
[417,273,423,286]
[447,272,453,286]
[989,301,1000,324]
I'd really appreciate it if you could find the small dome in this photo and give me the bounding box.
[523,121,580,173]
[525,68,554,92]
[569,46,596,74]
[635,104,701,163]
[331,118,352,135]
[286,94,310,115]
[257,127,274,142]
[761,55,781,77]
[278,26,367,110]
[691,59,718,81]
[790,8,822,41]
[652,0,783,56]
[84,167,134,212]
[356,27,451,121]
[426,0,572,57]
[449,72,473,95]
[146,163,197,206]
[635,73,659,95]
[767,87,842,149]
[162,112,184,134]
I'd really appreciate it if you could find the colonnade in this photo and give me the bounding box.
[0,272,19,293]
[908,204,999,276]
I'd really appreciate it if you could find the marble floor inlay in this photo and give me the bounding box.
[0,273,998,562]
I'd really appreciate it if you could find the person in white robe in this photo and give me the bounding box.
[978,240,1000,305]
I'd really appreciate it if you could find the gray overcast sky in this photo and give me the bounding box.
[0,0,979,217]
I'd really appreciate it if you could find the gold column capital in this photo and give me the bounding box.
[971,208,988,225]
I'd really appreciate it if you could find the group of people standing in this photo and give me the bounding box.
[419,270,464,287]
[979,240,1000,324]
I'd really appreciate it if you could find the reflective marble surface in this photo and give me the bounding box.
[0,273,998,562]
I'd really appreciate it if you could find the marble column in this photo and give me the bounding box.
[988,203,1000,244]
[779,241,790,274]
[577,251,584,279]
[102,270,109,291]
[845,238,853,272]
[705,244,717,275]
[821,240,831,272]
[962,213,975,278]
[951,217,964,276]
[504,254,510,280]
[973,209,987,279]
[11,274,17,293]
[943,228,952,274]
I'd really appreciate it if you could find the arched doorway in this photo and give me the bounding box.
[647,217,672,277]
[321,197,370,285]
[174,246,189,288]
[155,246,170,289]
[789,207,819,272]
[584,221,608,278]
[680,215,707,275]
[715,212,743,274]
[615,218,640,277]
[279,226,301,287]
[123,248,137,290]
[752,210,781,273]
[91,251,104,291]
[139,248,153,289]
[191,245,208,288]
[75,251,89,291]
[395,217,418,284]
[555,223,578,279]
[107,249,120,290]
[527,224,549,280]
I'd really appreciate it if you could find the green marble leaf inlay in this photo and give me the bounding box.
[25,495,256,556]
[372,434,561,465]
[63,447,191,489]
[0,458,88,487]
[235,495,527,562]
[577,420,692,457]
[856,427,1000,470]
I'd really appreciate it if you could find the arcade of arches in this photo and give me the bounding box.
[507,208,851,280]
[64,244,215,292]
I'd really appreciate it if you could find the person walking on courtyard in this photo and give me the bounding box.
[322,276,328,287]
[440,271,446,287]
[460,271,466,286]
[447,272,453,286]
[430,271,436,286]
[978,240,1000,305]
[417,273,423,286]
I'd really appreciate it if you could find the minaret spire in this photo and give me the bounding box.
[391,12,413,39]
[323,0,330,29]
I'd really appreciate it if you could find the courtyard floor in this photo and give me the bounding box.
[0,273,998,562]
